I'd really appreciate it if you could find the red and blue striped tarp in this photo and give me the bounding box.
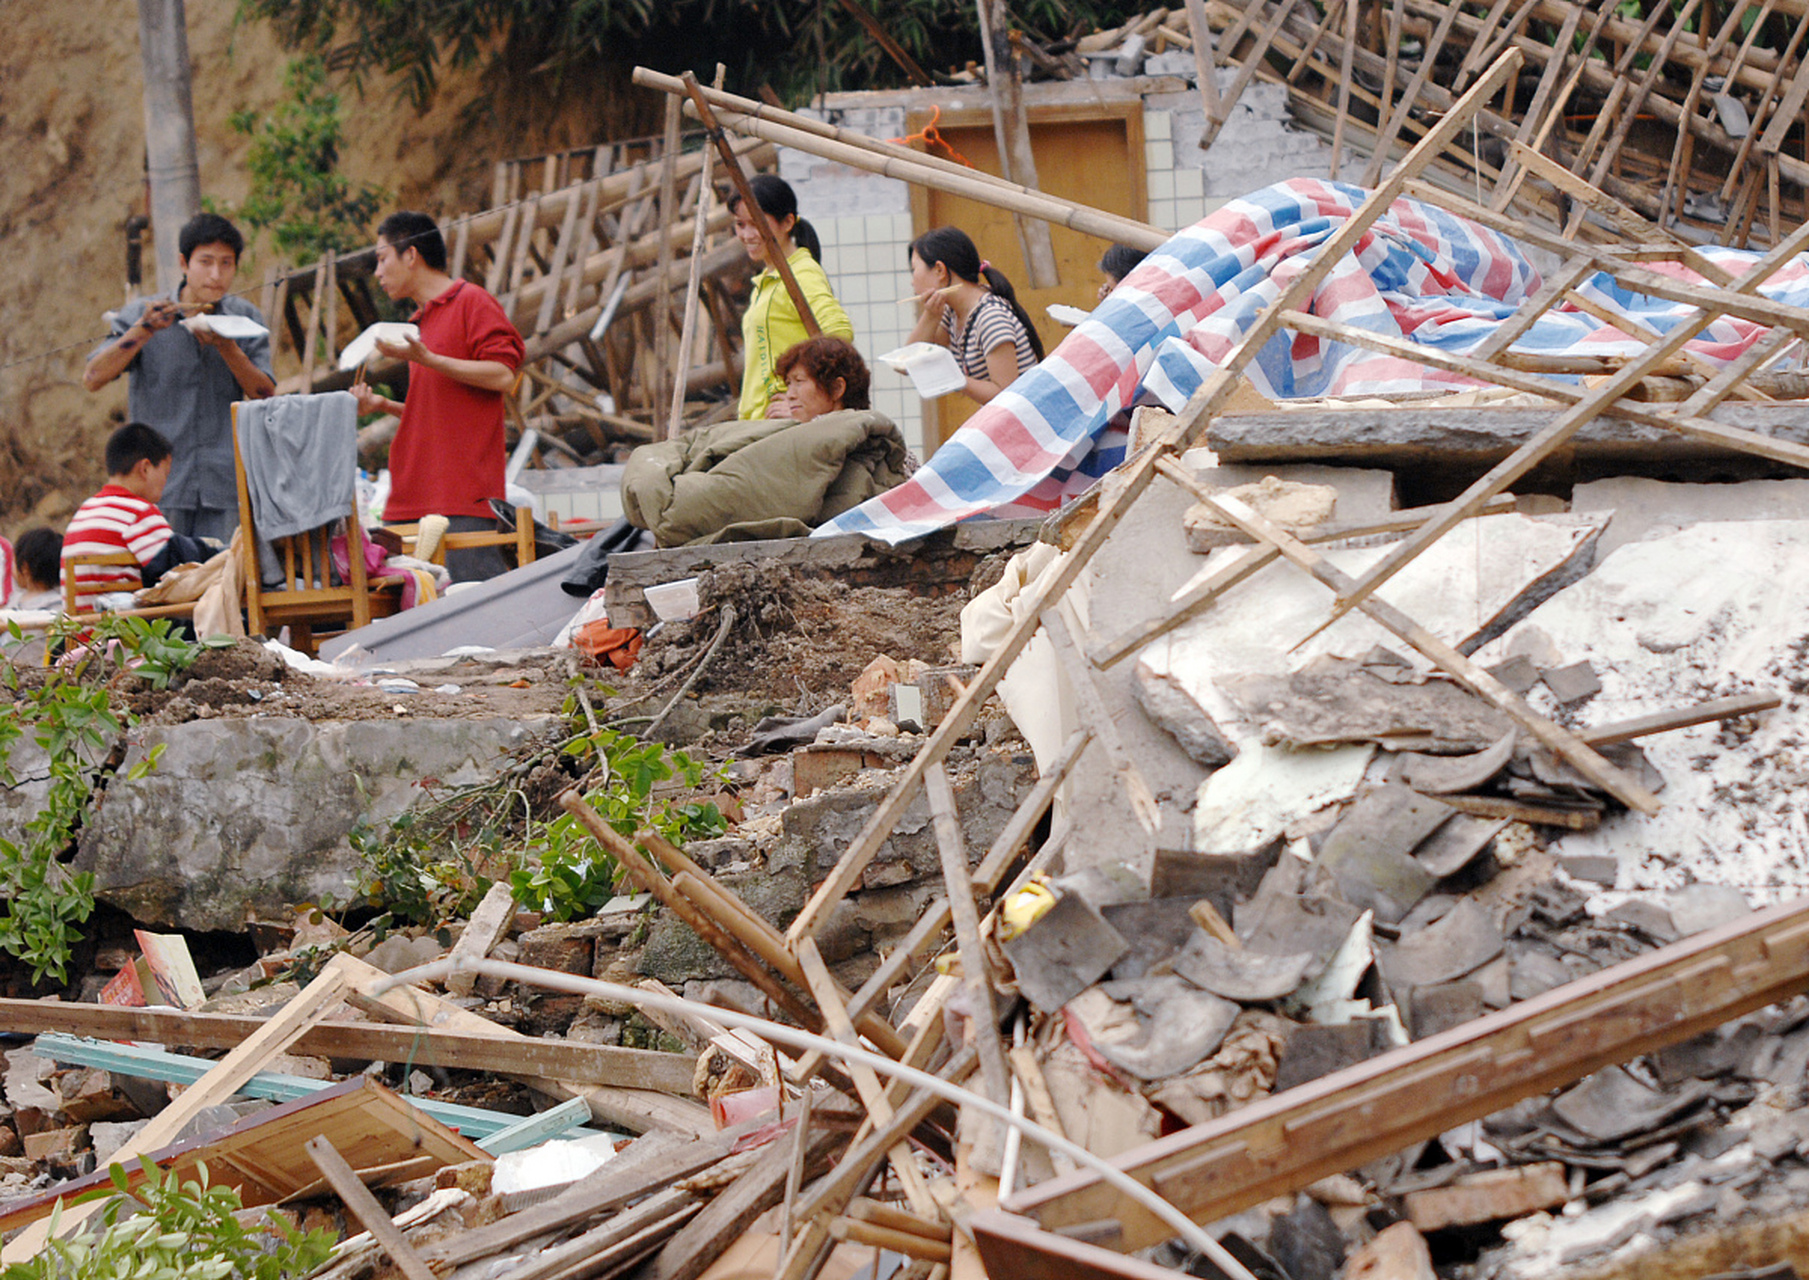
[817,178,1809,545]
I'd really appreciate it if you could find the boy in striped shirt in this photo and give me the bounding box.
[63,422,212,595]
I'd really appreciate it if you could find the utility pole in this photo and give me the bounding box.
[138,0,202,296]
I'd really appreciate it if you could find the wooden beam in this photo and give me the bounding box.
[1579,692,1783,747]
[0,999,695,1092]
[307,1135,438,1280]
[1006,890,1809,1250]
[926,762,1014,1126]
[632,69,1166,253]
[1,952,358,1261]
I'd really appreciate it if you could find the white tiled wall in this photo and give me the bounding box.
[776,78,1337,456]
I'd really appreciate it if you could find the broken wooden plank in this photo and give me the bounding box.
[1578,692,1782,747]
[639,1115,848,1280]
[775,1047,980,1280]
[0,951,360,1259]
[1437,794,1602,830]
[971,1209,1215,1280]
[448,879,519,998]
[0,999,693,1090]
[336,950,713,1137]
[927,761,1015,1128]
[0,1076,485,1235]
[417,1130,726,1270]
[794,937,941,1219]
[495,1187,700,1280]
[307,1134,438,1280]
[1003,890,1809,1251]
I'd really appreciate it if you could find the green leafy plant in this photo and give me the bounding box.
[2,1157,334,1280]
[347,689,728,927]
[225,54,387,262]
[237,0,1150,111]
[509,728,726,921]
[0,617,221,984]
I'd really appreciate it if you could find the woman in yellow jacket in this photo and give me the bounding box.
[731,175,854,421]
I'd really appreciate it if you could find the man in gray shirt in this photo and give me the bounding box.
[84,212,276,542]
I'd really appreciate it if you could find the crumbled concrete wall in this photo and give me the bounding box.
[74,715,560,932]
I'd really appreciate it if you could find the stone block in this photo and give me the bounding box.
[22,1124,86,1163]
[517,924,597,976]
[849,883,938,933]
[1403,1162,1569,1232]
[638,916,737,985]
[778,752,1034,886]
[75,715,558,931]
[89,1119,148,1165]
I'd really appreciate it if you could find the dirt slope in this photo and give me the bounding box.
[0,5,634,536]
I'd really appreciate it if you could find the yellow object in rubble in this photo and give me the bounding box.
[998,875,1057,941]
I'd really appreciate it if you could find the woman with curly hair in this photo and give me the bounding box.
[768,335,871,421]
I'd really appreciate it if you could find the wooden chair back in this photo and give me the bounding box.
[232,403,402,656]
[60,552,197,625]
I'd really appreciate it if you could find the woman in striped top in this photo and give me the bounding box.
[905,227,1045,406]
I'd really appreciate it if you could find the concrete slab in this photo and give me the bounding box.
[1573,475,1809,556]
[1472,520,1809,907]
[319,542,587,663]
[1207,402,1809,472]
[1147,515,1607,726]
[73,715,559,931]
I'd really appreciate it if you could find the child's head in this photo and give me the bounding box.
[14,527,61,592]
[105,421,174,502]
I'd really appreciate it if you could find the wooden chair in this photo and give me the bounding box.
[60,551,198,625]
[232,405,404,657]
[381,505,537,571]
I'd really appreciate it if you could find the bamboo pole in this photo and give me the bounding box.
[632,69,1136,222]
[653,96,682,422]
[977,0,1060,287]
[679,71,819,339]
[633,69,1166,252]
[666,68,725,440]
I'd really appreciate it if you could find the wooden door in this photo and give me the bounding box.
[911,104,1147,450]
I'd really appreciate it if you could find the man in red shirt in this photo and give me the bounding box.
[352,211,525,581]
